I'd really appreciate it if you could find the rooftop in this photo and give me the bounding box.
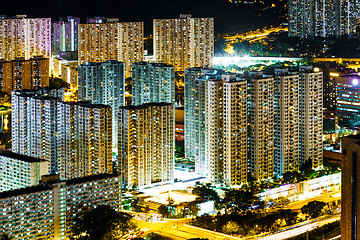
[0,150,45,163]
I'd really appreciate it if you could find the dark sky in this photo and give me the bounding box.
[2,0,284,34]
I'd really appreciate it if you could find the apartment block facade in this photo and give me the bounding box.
[154,15,214,71]
[118,103,174,188]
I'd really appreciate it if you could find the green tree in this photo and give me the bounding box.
[71,205,136,240]
[145,232,168,240]
[223,189,259,213]
[186,201,200,217]
[192,182,220,202]
[222,221,240,235]
[158,204,169,217]
[273,197,290,209]
[131,198,141,212]
[301,201,326,218]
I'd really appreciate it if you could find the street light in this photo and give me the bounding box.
[213,219,217,240]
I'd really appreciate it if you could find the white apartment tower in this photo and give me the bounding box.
[184,68,222,176]
[154,15,214,71]
[132,62,175,105]
[247,72,275,181]
[299,66,323,169]
[118,103,174,189]
[78,60,125,146]
[78,21,143,77]
[274,69,300,176]
[12,91,59,173]
[0,15,51,60]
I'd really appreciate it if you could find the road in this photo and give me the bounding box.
[257,215,340,240]
[136,218,239,240]
[287,190,341,211]
[135,213,340,240]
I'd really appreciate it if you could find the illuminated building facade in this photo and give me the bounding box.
[323,68,339,111]
[299,66,323,169]
[132,62,175,105]
[153,15,214,71]
[52,16,80,54]
[118,103,174,188]
[337,73,360,121]
[206,75,248,187]
[57,102,113,179]
[78,21,143,77]
[247,72,275,181]
[0,15,51,60]
[289,0,360,37]
[78,61,125,146]
[185,69,247,186]
[11,89,112,179]
[11,90,60,173]
[0,174,120,240]
[341,135,360,240]
[273,69,300,176]
[222,75,248,187]
[0,57,49,94]
[184,68,223,176]
[0,151,49,192]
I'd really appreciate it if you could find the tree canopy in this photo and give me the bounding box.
[192,182,220,202]
[301,201,326,218]
[71,205,136,240]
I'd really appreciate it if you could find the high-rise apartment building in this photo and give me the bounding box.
[0,174,120,240]
[0,151,49,192]
[341,134,360,240]
[154,15,214,71]
[78,21,143,77]
[185,69,247,186]
[184,68,223,175]
[11,91,59,173]
[289,0,360,37]
[119,22,144,77]
[274,69,300,176]
[52,16,80,54]
[0,15,51,60]
[299,66,323,169]
[206,75,248,187]
[336,73,360,121]
[132,62,175,105]
[0,56,49,94]
[11,88,112,179]
[247,72,275,181]
[222,75,248,187]
[78,60,125,146]
[57,101,113,179]
[118,103,174,188]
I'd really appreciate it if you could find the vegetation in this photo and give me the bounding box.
[301,201,327,218]
[191,209,299,237]
[192,182,220,202]
[175,140,185,158]
[144,232,169,240]
[49,77,69,89]
[71,205,136,240]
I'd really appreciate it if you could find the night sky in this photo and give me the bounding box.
[2,0,285,34]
